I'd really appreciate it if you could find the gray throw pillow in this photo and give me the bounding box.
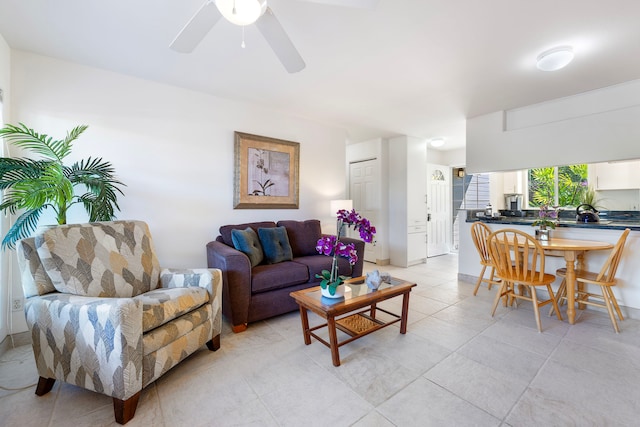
[258,226,293,264]
[231,227,264,268]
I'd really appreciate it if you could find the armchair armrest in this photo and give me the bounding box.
[159,268,223,302]
[24,294,143,400]
[159,268,223,331]
[206,240,252,331]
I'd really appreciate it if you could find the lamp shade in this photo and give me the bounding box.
[536,46,574,71]
[330,199,353,216]
[215,0,266,26]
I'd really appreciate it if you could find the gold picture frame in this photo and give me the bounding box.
[233,132,300,209]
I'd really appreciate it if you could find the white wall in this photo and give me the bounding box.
[6,50,350,334]
[0,34,11,343]
[442,147,465,168]
[466,80,640,173]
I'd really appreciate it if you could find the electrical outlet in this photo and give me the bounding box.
[12,298,23,312]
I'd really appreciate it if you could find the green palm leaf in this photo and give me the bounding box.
[1,208,44,250]
[0,123,125,249]
[66,157,125,221]
[0,123,86,162]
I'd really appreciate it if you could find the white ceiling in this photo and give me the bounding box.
[1,0,640,151]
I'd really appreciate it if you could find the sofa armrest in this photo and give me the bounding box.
[24,294,143,400]
[206,240,252,330]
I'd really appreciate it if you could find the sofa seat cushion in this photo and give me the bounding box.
[251,261,309,293]
[135,287,209,332]
[293,255,353,283]
[277,220,322,257]
[142,303,212,356]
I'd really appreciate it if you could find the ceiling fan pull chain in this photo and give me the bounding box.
[241,26,246,48]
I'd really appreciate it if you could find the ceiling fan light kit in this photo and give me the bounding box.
[536,45,574,71]
[170,0,376,73]
[215,0,267,26]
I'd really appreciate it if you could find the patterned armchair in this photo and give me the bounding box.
[15,220,222,424]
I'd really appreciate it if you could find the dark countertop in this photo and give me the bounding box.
[465,210,640,231]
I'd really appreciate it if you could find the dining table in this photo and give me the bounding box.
[537,237,614,324]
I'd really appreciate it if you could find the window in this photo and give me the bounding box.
[528,164,588,207]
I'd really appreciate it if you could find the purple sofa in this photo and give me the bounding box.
[206,219,365,332]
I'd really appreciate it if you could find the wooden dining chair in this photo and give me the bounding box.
[487,229,563,332]
[551,228,630,333]
[470,222,501,295]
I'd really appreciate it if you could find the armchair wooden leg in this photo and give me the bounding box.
[113,392,141,425]
[206,334,221,351]
[232,324,247,333]
[35,377,56,396]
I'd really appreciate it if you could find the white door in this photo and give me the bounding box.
[427,164,451,257]
[349,159,379,263]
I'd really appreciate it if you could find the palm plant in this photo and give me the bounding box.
[0,123,125,249]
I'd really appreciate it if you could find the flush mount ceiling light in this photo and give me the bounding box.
[536,46,574,71]
[430,138,445,148]
[215,0,267,26]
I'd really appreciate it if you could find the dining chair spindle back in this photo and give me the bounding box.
[552,228,631,333]
[488,228,563,332]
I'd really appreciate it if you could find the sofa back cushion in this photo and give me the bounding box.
[35,220,161,298]
[258,226,293,264]
[231,227,264,268]
[219,221,276,247]
[277,220,322,257]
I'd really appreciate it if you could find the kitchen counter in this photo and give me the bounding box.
[465,210,640,231]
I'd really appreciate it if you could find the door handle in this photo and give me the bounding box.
[427,214,432,221]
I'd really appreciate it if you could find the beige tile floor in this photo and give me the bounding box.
[2,253,640,426]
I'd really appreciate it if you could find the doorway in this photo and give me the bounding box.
[349,159,379,263]
[427,163,451,257]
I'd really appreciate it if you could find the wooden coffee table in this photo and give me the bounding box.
[290,276,416,366]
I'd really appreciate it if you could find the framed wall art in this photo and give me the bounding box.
[233,132,300,209]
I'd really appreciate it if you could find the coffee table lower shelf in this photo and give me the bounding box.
[337,309,399,335]
[305,307,405,366]
[308,308,400,353]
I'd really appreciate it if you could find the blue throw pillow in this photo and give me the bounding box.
[258,226,293,264]
[231,227,264,268]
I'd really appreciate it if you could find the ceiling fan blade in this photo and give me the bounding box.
[255,8,306,73]
[292,0,378,8]
[170,1,222,53]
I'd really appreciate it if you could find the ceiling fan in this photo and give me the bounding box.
[170,0,378,73]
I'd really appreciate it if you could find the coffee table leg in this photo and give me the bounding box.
[370,302,377,319]
[400,291,411,334]
[327,316,341,366]
[298,306,311,345]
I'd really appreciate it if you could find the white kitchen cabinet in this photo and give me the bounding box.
[407,228,427,266]
[502,171,523,194]
[388,136,427,267]
[594,161,640,190]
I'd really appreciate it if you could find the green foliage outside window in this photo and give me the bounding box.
[528,164,588,207]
